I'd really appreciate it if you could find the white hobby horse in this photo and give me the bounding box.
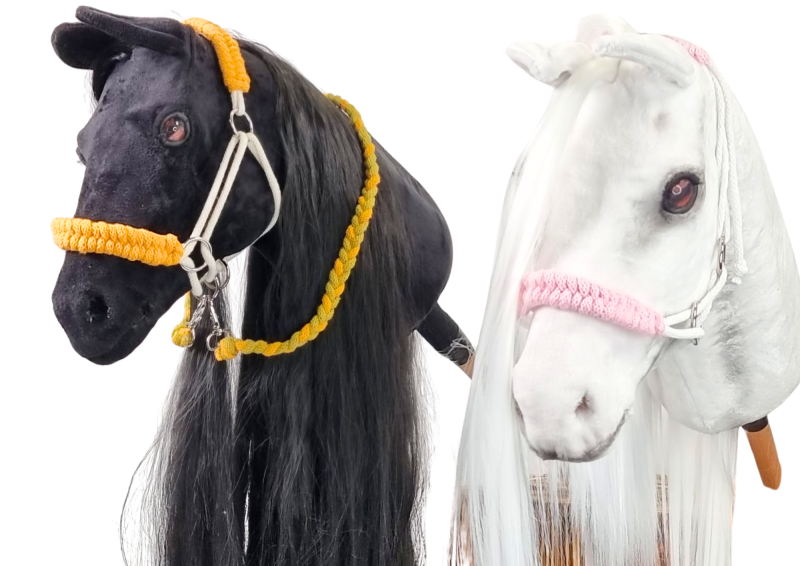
[453,14,800,566]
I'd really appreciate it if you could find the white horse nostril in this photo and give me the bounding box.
[575,394,592,417]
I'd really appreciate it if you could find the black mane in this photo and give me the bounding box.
[239,39,428,565]
[126,39,429,566]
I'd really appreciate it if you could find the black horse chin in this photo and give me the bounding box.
[52,253,187,365]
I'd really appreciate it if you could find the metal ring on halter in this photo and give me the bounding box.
[180,236,215,273]
[206,259,230,291]
[690,302,699,346]
[206,328,230,352]
[229,109,254,134]
[718,239,727,274]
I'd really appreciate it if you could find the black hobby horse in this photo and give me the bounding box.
[50,6,472,566]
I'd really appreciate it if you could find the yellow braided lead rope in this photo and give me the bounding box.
[51,218,183,266]
[201,94,380,361]
[171,294,195,347]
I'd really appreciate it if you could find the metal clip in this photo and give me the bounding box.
[183,295,210,348]
[718,238,727,275]
[204,290,231,353]
[690,302,699,346]
[182,277,232,352]
[205,260,230,295]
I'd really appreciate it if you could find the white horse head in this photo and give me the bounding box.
[454,14,800,566]
[508,17,799,461]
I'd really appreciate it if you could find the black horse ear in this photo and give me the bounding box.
[52,7,189,98]
[52,6,187,71]
[51,22,128,70]
[74,6,186,55]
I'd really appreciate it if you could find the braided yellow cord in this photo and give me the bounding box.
[210,94,380,361]
[171,293,194,347]
[183,18,250,93]
[51,218,183,267]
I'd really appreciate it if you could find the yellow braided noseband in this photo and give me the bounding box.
[173,94,381,361]
[51,218,183,266]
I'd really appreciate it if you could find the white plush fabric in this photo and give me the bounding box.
[453,13,800,566]
[506,41,594,86]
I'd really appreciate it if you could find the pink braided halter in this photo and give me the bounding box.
[519,271,666,336]
[664,35,710,65]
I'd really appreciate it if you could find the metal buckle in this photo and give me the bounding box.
[690,302,699,346]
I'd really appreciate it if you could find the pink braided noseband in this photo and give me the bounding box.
[519,271,665,335]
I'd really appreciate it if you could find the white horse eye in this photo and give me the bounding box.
[662,174,699,214]
[160,112,190,146]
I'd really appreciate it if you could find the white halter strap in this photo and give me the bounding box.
[661,60,746,341]
[662,243,727,340]
[179,90,282,297]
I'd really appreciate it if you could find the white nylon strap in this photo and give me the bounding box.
[657,62,747,342]
[180,91,282,296]
[662,263,727,340]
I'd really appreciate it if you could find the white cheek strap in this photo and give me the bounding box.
[179,90,282,297]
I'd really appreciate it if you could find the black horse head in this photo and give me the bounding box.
[51,6,280,364]
[50,8,461,566]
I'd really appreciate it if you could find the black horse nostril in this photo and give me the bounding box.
[86,294,110,323]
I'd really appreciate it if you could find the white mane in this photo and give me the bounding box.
[452,13,800,566]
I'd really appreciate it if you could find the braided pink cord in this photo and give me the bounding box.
[664,35,710,65]
[520,271,665,335]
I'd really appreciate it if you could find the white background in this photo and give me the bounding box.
[2,1,798,564]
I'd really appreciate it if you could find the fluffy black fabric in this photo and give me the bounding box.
[50,6,464,566]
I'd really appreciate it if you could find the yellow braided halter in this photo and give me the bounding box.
[183,18,250,93]
[50,16,380,362]
[174,94,380,361]
[51,18,251,268]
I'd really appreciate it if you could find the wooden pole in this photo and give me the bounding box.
[743,416,782,490]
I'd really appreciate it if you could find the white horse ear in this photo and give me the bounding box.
[576,13,637,45]
[592,32,696,87]
[507,41,595,86]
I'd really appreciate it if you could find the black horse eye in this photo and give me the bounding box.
[662,173,700,214]
[160,112,190,146]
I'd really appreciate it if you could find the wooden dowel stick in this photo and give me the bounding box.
[743,417,782,490]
